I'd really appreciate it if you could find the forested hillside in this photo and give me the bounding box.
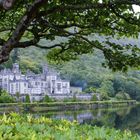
[55,51,140,101]
[1,42,140,101]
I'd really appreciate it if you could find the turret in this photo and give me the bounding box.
[12,63,20,74]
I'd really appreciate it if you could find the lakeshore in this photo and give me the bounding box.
[0,100,136,112]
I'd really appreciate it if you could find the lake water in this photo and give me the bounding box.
[35,105,140,134]
[1,104,140,134]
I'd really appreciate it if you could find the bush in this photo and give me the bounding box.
[72,94,77,102]
[25,94,30,103]
[63,97,78,102]
[91,94,98,101]
[43,95,53,102]
[63,98,71,102]
[115,92,131,100]
[84,87,97,93]
[0,90,15,103]
[124,93,131,100]
[15,92,20,102]
[98,92,110,101]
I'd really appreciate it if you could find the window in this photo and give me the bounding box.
[35,82,38,86]
[63,83,67,88]
[35,82,40,86]
[24,83,26,87]
[11,84,13,93]
[52,80,55,85]
[16,83,18,91]
[57,83,61,91]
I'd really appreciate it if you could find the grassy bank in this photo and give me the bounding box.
[0,100,136,112]
[31,100,136,112]
[0,113,139,140]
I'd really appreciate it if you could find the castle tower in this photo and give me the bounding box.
[12,63,20,74]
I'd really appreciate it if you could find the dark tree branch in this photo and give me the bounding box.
[110,5,139,25]
[35,44,64,49]
[14,38,39,48]
[0,38,5,45]
[0,0,48,63]
[0,0,140,64]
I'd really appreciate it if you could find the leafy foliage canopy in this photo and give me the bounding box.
[0,0,140,70]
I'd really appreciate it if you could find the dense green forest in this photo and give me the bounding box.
[56,51,140,101]
[1,41,140,101]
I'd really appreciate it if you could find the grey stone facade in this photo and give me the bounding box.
[0,63,70,101]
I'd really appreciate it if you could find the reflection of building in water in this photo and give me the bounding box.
[0,63,70,101]
[52,110,102,123]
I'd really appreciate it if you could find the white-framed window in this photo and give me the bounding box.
[16,83,18,91]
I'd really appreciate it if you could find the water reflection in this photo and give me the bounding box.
[34,105,140,134]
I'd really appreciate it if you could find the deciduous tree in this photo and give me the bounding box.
[0,0,140,71]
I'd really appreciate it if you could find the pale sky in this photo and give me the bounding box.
[133,5,140,13]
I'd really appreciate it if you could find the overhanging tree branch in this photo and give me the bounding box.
[35,44,64,49]
[0,0,48,63]
[0,0,140,70]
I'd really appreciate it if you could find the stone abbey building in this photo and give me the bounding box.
[0,63,70,101]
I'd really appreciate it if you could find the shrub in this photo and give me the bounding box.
[43,95,53,102]
[15,92,20,102]
[72,94,77,102]
[84,87,97,93]
[63,98,71,102]
[63,97,78,102]
[25,94,30,103]
[99,92,110,101]
[0,90,15,103]
[91,94,98,101]
[115,92,131,100]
